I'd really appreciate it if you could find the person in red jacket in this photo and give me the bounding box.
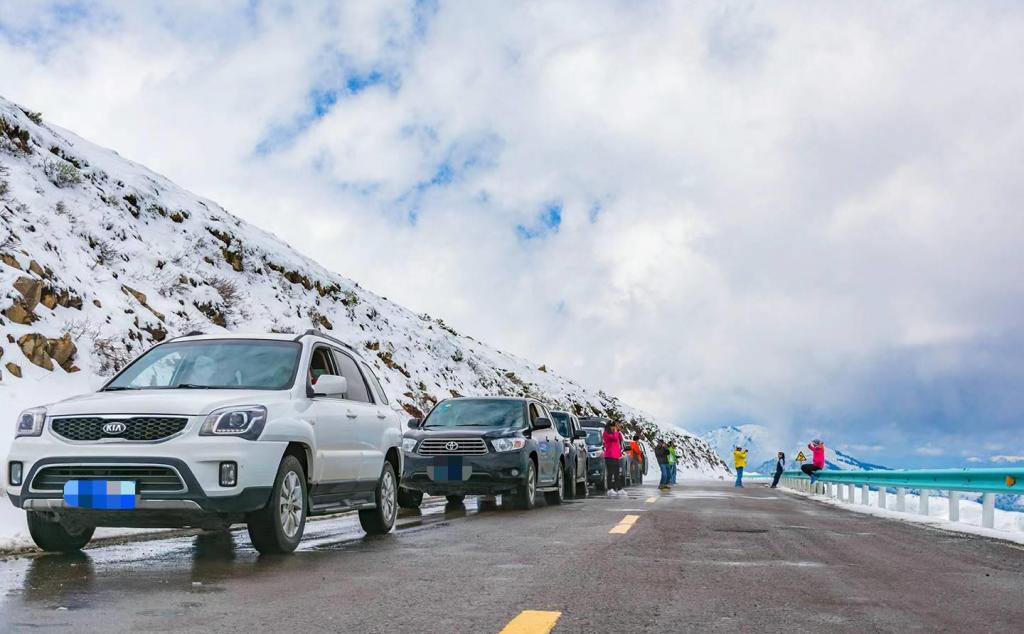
[800,439,826,483]
[602,422,626,496]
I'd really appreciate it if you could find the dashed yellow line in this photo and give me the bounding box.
[609,514,640,534]
[645,496,658,503]
[499,610,561,634]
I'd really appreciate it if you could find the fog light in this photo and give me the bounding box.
[219,462,237,487]
[511,469,519,477]
[9,462,23,487]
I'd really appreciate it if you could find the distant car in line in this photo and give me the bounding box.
[5,331,404,554]
[400,397,568,510]
[581,427,608,491]
[550,410,589,499]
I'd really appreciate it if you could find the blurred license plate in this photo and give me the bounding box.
[63,480,137,509]
[428,456,472,481]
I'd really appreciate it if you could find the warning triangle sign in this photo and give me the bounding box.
[795,451,807,462]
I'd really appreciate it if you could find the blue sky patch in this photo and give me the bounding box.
[516,202,563,240]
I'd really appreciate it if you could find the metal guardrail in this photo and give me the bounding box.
[780,468,1023,529]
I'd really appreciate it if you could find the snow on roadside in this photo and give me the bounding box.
[785,486,1024,545]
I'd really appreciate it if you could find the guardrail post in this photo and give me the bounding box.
[830,483,837,498]
[847,483,856,503]
[896,487,906,512]
[919,490,930,516]
[877,487,886,509]
[861,484,870,505]
[982,493,995,529]
[948,491,960,522]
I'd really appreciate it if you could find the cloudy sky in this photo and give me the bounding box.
[2,1,1022,467]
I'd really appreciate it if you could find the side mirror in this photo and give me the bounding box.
[532,417,552,431]
[574,430,587,440]
[407,418,422,430]
[313,374,347,397]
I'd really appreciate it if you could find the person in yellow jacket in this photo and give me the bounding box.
[733,446,748,488]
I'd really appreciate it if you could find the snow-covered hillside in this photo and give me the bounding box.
[701,424,887,473]
[0,96,729,479]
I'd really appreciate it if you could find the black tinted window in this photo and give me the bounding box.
[331,350,372,403]
[424,399,525,428]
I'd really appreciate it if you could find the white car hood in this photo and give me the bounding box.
[44,389,289,417]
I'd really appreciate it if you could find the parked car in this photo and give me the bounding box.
[5,330,404,554]
[550,410,589,498]
[582,427,608,491]
[400,397,567,510]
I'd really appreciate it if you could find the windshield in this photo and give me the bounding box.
[424,399,526,428]
[550,412,571,437]
[106,339,301,390]
[585,429,602,446]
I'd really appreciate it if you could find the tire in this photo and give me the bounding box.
[247,454,307,554]
[397,486,423,509]
[511,460,537,510]
[445,494,466,505]
[563,463,576,500]
[26,512,94,552]
[576,471,589,498]
[545,463,565,505]
[359,461,399,535]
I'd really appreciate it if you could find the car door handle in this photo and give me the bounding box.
[346,412,358,419]
[376,412,387,419]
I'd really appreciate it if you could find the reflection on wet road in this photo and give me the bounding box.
[0,495,482,611]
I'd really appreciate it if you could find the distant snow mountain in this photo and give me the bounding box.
[701,424,887,473]
[0,96,729,481]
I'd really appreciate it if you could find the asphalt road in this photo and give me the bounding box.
[1,481,1022,633]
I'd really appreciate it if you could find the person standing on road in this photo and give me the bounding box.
[628,435,643,484]
[668,443,678,484]
[733,446,748,488]
[602,422,626,496]
[770,451,785,488]
[801,439,826,484]
[655,440,672,491]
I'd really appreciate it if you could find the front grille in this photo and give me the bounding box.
[31,465,186,493]
[417,438,489,456]
[51,417,188,442]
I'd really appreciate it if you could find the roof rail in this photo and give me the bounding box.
[295,329,359,353]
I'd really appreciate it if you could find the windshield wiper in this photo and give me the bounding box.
[101,386,140,392]
[173,383,216,389]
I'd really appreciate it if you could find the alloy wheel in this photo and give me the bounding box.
[279,470,304,538]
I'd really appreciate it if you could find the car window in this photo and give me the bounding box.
[361,361,389,405]
[528,403,540,424]
[423,399,526,428]
[331,349,373,403]
[309,346,335,385]
[550,412,570,437]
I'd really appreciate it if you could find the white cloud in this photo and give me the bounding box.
[2,1,1023,463]
[989,455,1024,464]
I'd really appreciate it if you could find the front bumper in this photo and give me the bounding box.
[6,434,287,527]
[401,451,530,495]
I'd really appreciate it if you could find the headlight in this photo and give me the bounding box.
[16,407,46,438]
[588,450,603,458]
[402,437,418,452]
[199,406,267,440]
[492,437,526,452]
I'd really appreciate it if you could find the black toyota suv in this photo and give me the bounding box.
[550,410,589,498]
[400,397,568,510]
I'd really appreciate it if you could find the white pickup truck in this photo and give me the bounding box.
[5,331,404,554]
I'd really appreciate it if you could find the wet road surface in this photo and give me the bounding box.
[1,481,1022,632]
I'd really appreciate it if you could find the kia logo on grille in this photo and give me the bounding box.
[102,422,127,435]
[445,441,459,451]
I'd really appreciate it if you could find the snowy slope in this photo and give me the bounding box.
[0,95,729,544]
[701,424,887,473]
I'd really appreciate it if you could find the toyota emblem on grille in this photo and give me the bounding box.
[445,441,459,451]
[102,422,127,435]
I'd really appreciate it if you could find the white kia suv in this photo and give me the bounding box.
[5,330,404,554]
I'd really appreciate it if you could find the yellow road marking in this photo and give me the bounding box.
[609,514,640,534]
[645,496,658,503]
[499,610,562,634]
